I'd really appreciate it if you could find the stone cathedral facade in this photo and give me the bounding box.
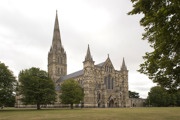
[48,12,130,108]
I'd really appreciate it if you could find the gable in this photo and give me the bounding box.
[103,57,115,71]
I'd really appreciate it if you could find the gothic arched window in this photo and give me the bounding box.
[61,68,63,74]
[108,75,111,89]
[57,68,59,74]
[112,78,114,89]
[97,93,101,100]
[104,77,107,89]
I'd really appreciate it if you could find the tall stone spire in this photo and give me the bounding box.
[85,44,93,61]
[48,11,67,83]
[51,10,62,50]
[121,57,127,71]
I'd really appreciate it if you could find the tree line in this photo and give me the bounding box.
[146,86,180,107]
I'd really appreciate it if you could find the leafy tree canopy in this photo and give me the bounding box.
[146,86,180,106]
[129,91,140,98]
[0,62,16,107]
[128,0,180,92]
[18,67,56,110]
[176,91,180,106]
[147,86,167,106]
[59,79,84,109]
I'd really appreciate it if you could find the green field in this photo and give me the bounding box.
[0,107,180,120]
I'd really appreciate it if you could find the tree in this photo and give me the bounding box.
[128,0,180,92]
[18,67,56,110]
[0,62,16,107]
[129,91,140,98]
[166,93,177,106]
[147,86,167,106]
[176,91,180,106]
[59,79,84,109]
[147,86,178,106]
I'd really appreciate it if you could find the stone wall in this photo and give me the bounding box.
[130,98,146,107]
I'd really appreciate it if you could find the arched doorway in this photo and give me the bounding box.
[98,103,100,108]
[109,99,114,107]
[115,103,118,107]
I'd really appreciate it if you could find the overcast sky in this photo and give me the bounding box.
[0,0,156,98]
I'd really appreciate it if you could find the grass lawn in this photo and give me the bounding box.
[0,107,180,120]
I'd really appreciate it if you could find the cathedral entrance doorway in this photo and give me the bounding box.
[108,100,114,108]
[98,103,100,108]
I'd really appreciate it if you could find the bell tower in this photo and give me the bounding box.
[48,11,67,83]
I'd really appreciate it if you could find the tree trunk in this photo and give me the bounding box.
[71,103,73,109]
[37,103,41,110]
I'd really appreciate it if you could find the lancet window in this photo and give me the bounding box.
[104,75,114,89]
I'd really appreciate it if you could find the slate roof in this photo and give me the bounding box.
[56,69,84,83]
[56,62,105,83]
[95,62,105,67]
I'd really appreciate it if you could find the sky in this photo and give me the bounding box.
[0,0,156,98]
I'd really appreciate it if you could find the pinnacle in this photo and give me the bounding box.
[121,57,127,71]
[85,44,93,61]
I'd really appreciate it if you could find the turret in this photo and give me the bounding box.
[120,57,128,80]
[83,44,94,68]
[83,44,96,107]
[120,58,129,106]
[120,57,128,81]
[121,57,127,71]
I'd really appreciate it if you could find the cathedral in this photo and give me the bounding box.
[15,11,147,108]
[48,11,131,108]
